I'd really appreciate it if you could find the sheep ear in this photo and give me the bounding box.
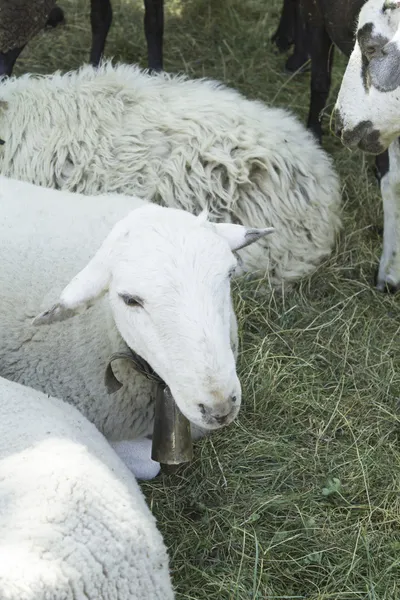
[33,216,132,326]
[33,258,110,326]
[213,223,275,251]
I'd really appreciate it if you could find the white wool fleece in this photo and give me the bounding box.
[0,62,342,285]
[0,376,174,600]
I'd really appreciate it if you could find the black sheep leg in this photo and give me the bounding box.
[271,0,296,52]
[285,0,309,72]
[307,24,334,143]
[90,0,113,67]
[0,47,24,78]
[144,0,164,72]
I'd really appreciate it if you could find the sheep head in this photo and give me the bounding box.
[335,0,400,153]
[33,204,274,431]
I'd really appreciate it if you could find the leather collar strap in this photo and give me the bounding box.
[104,349,163,394]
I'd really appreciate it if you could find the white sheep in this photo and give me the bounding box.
[334,0,400,292]
[0,175,272,470]
[0,62,341,287]
[0,375,174,600]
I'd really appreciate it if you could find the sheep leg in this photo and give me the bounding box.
[144,0,164,71]
[306,21,334,143]
[0,47,24,78]
[285,0,309,73]
[89,0,113,67]
[271,0,296,52]
[377,139,400,293]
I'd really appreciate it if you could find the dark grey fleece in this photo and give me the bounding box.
[0,0,56,52]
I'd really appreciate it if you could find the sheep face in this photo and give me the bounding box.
[335,0,400,154]
[33,204,274,431]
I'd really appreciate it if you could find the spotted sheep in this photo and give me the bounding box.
[272,1,389,178]
[335,0,400,291]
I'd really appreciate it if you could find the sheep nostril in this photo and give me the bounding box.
[198,403,206,416]
[215,414,228,425]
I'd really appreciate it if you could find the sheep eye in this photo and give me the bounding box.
[365,45,378,57]
[119,293,144,307]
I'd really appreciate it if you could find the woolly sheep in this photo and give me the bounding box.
[0,62,342,287]
[0,375,174,600]
[334,0,400,291]
[0,175,272,469]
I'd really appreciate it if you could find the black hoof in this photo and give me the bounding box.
[271,32,294,53]
[147,66,163,75]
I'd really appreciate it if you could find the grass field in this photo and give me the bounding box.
[15,1,400,598]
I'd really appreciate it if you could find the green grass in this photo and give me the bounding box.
[15,0,400,598]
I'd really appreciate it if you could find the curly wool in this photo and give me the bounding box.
[0,62,342,286]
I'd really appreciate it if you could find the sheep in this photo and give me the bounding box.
[0,1,62,77]
[0,0,163,77]
[0,175,272,468]
[0,375,174,600]
[272,1,389,178]
[272,0,394,291]
[335,0,400,292]
[272,0,388,177]
[272,1,365,140]
[0,62,342,287]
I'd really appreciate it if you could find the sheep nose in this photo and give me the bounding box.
[198,394,238,425]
